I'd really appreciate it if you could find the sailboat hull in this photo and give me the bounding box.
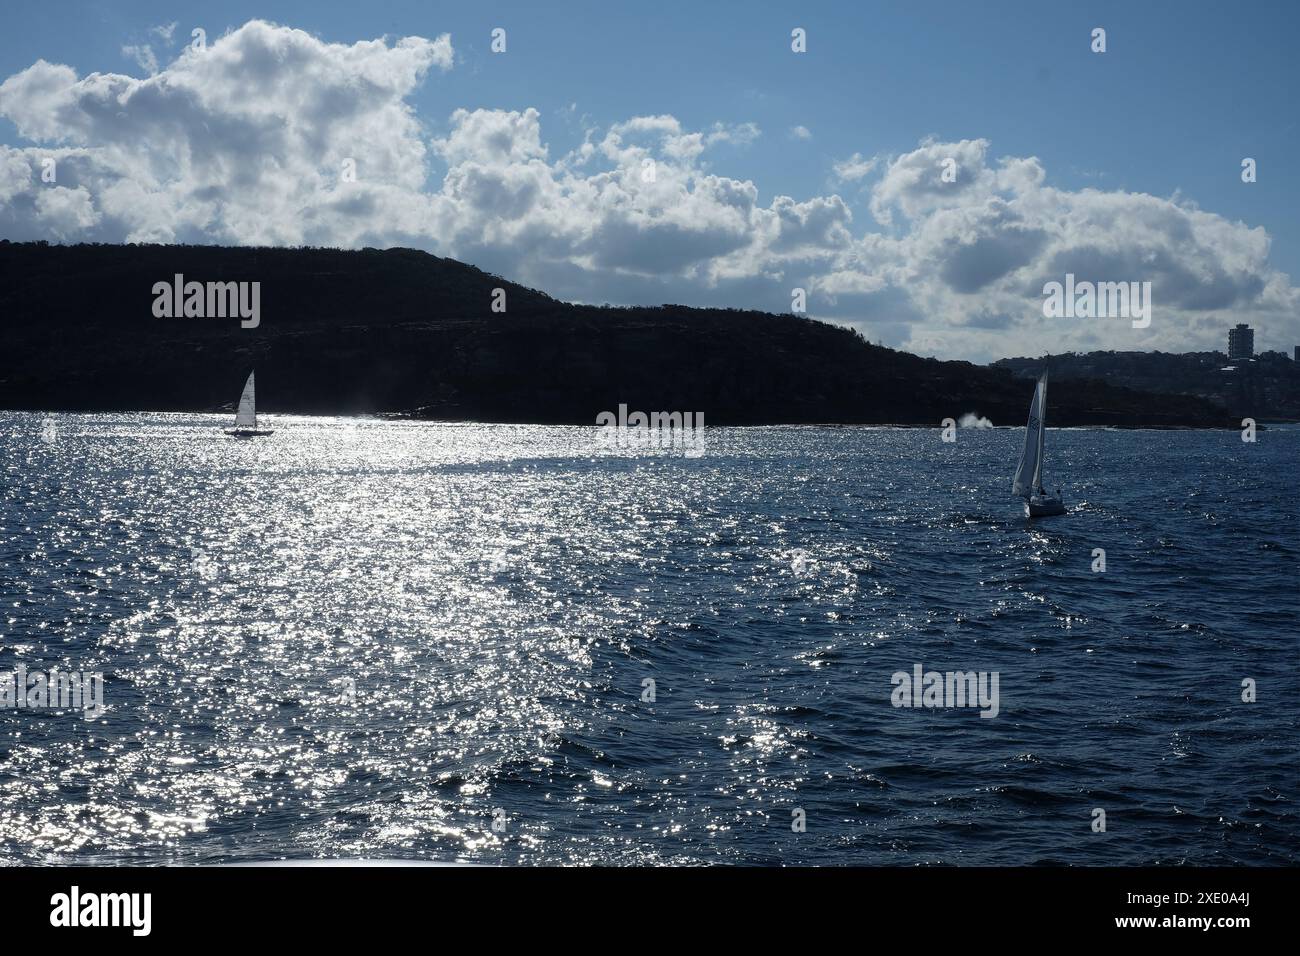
[1025,494,1066,517]
[224,428,273,437]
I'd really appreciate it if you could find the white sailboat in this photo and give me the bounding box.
[224,371,273,437]
[1012,370,1065,517]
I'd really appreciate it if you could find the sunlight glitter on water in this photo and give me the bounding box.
[2,413,1297,865]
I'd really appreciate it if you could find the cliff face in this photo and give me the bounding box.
[1,241,1233,427]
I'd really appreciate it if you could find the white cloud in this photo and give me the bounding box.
[0,21,453,247]
[790,125,812,141]
[832,151,877,183]
[151,22,179,44]
[122,23,181,78]
[121,44,159,76]
[34,184,100,237]
[0,19,1294,361]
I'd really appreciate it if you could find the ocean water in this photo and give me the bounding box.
[1,413,1296,866]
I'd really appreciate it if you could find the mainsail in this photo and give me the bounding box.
[1012,371,1048,498]
[235,371,257,429]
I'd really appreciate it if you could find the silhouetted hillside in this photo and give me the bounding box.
[995,350,1300,420]
[0,241,1233,427]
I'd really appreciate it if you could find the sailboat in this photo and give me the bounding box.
[224,371,273,437]
[1012,370,1065,517]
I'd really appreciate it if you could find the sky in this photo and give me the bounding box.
[0,0,1297,361]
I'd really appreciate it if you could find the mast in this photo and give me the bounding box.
[1032,370,1047,493]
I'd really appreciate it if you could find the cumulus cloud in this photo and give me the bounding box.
[34,184,100,237]
[0,21,453,247]
[0,19,1295,361]
[865,138,1296,357]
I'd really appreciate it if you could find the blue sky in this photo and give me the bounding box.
[1,1,1297,359]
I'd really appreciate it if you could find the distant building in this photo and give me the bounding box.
[1228,323,1254,360]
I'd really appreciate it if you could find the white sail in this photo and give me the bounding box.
[1012,371,1047,498]
[235,371,257,429]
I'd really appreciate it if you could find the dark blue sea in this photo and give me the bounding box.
[2,414,1297,865]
